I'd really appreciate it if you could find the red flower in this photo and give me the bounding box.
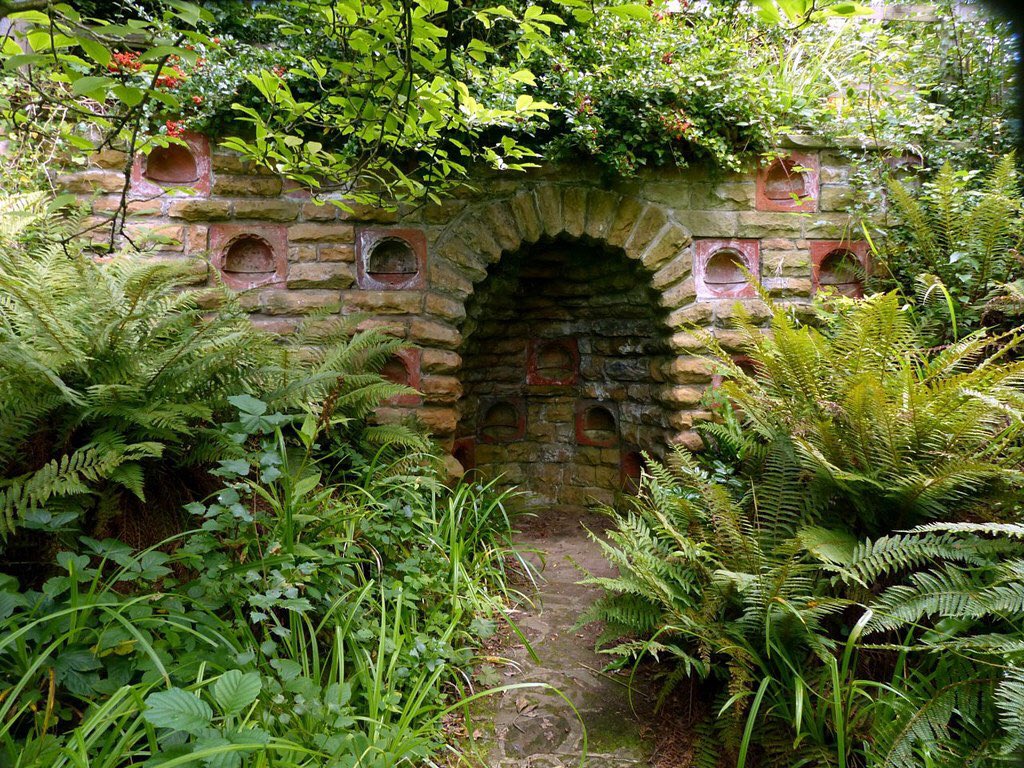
[192,95,204,105]
[165,120,185,138]
[155,65,186,89]
[272,65,287,77]
[108,51,142,73]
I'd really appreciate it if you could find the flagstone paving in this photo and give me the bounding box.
[472,509,656,768]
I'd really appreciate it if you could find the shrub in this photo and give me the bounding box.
[0,400,531,767]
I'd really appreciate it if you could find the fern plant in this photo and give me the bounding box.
[700,292,1024,537]
[587,450,1024,768]
[879,153,1024,341]
[0,192,421,549]
[587,294,1024,767]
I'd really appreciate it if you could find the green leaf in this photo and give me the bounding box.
[112,85,145,107]
[212,670,262,716]
[71,76,113,96]
[605,4,651,20]
[228,395,267,416]
[78,38,111,67]
[144,688,213,734]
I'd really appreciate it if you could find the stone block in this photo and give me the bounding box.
[640,223,691,271]
[737,211,804,239]
[428,260,474,298]
[417,406,458,435]
[286,262,354,289]
[605,196,645,249]
[421,375,462,403]
[288,245,317,264]
[336,202,400,223]
[669,331,707,352]
[534,185,563,236]
[89,149,128,170]
[59,170,125,194]
[262,289,341,315]
[168,199,232,221]
[584,189,622,241]
[623,204,668,255]
[561,186,588,238]
[820,184,855,212]
[659,278,697,309]
[425,292,466,322]
[481,201,521,252]
[344,290,422,315]
[319,244,355,263]
[421,348,461,374]
[670,430,705,451]
[508,192,542,244]
[125,223,185,251]
[411,318,461,349]
[652,248,693,290]
[288,223,355,243]
[301,200,338,221]
[234,199,301,222]
[664,357,715,384]
[802,214,856,239]
[211,152,247,174]
[212,174,282,197]
[676,210,740,238]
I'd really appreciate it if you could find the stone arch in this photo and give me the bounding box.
[420,183,708,500]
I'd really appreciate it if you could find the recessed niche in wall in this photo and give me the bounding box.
[479,398,526,443]
[712,354,760,389]
[356,228,427,290]
[209,224,287,290]
[694,239,759,300]
[620,449,645,494]
[810,240,869,297]
[756,152,819,213]
[527,338,580,386]
[452,437,476,472]
[576,400,619,448]
[130,132,211,197]
[883,151,925,181]
[380,349,422,406]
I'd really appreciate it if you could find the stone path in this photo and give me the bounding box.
[470,509,656,767]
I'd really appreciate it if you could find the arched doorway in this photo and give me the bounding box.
[455,235,673,510]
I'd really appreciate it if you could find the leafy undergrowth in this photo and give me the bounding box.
[0,399,535,768]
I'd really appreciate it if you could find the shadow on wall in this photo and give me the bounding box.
[455,235,672,511]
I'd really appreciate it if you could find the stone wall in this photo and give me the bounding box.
[66,135,866,510]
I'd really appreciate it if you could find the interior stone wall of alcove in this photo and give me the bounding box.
[456,236,673,510]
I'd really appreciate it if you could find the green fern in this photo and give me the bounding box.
[0,193,428,543]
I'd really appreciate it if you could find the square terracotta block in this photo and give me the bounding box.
[620,448,645,494]
[453,437,476,472]
[130,132,211,198]
[356,227,427,290]
[209,223,287,290]
[756,152,819,213]
[381,348,423,407]
[694,238,760,300]
[810,240,870,297]
[575,400,619,448]
[527,338,580,386]
[478,397,526,443]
